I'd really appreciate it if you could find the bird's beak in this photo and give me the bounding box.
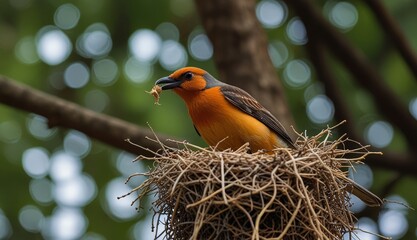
[155,77,182,90]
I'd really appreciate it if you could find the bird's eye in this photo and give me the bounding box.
[184,72,193,80]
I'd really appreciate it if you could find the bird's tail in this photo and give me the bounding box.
[346,178,383,207]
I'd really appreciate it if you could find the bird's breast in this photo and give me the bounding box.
[178,87,280,152]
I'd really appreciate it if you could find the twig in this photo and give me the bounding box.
[305,33,359,140]
[274,198,302,240]
[284,0,417,148]
[0,75,177,156]
[127,126,382,239]
[365,0,417,82]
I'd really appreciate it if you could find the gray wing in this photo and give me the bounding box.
[220,85,296,148]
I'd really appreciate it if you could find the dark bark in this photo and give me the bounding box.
[1,75,416,175]
[1,1,416,177]
[194,0,295,134]
[304,25,417,176]
[0,76,176,156]
[285,0,417,150]
[365,0,417,82]
[305,33,358,140]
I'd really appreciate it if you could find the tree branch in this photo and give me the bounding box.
[285,0,417,149]
[0,76,416,174]
[0,76,176,156]
[194,0,295,134]
[365,0,417,82]
[305,35,417,176]
[364,150,417,176]
[305,32,359,140]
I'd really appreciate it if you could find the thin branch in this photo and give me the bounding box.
[305,38,417,179]
[0,75,416,175]
[284,0,417,149]
[365,0,417,82]
[0,75,177,156]
[305,32,359,140]
[365,151,417,176]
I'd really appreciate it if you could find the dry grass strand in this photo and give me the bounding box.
[126,126,384,240]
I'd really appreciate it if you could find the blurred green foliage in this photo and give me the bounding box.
[0,0,416,239]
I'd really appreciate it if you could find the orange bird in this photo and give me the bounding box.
[155,66,383,207]
[156,67,295,152]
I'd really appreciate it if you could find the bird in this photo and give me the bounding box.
[155,66,295,153]
[155,66,383,207]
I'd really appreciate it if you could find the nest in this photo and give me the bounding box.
[125,126,379,240]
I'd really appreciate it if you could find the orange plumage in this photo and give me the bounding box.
[155,66,383,207]
[155,67,295,152]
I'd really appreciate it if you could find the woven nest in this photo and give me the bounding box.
[125,126,378,240]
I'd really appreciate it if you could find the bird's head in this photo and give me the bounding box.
[155,67,223,94]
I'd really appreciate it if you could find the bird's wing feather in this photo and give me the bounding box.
[193,125,201,136]
[220,85,295,148]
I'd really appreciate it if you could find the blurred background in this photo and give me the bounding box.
[0,0,416,239]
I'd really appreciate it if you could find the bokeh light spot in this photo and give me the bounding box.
[124,57,153,84]
[104,178,138,220]
[18,205,44,232]
[131,215,166,240]
[348,164,374,212]
[159,40,188,71]
[284,59,311,88]
[384,195,409,211]
[304,83,324,102]
[0,121,22,143]
[116,152,137,176]
[328,2,358,30]
[53,174,97,207]
[22,147,50,179]
[64,62,90,89]
[256,0,287,28]
[84,31,111,57]
[26,114,57,139]
[379,210,408,239]
[349,194,366,214]
[343,217,378,240]
[268,41,289,68]
[92,58,119,86]
[365,121,393,148]
[63,130,91,157]
[155,22,180,41]
[15,36,39,64]
[36,26,72,65]
[307,95,334,124]
[286,17,307,45]
[409,97,417,120]
[0,210,12,239]
[29,178,54,204]
[189,33,213,61]
[54,3,80,30]
[49,151,82,182]
[115,152,146,187]
[349,164,374,189]
[42,208,87,240]
[77,23,112,59]
[129,29,161,62]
